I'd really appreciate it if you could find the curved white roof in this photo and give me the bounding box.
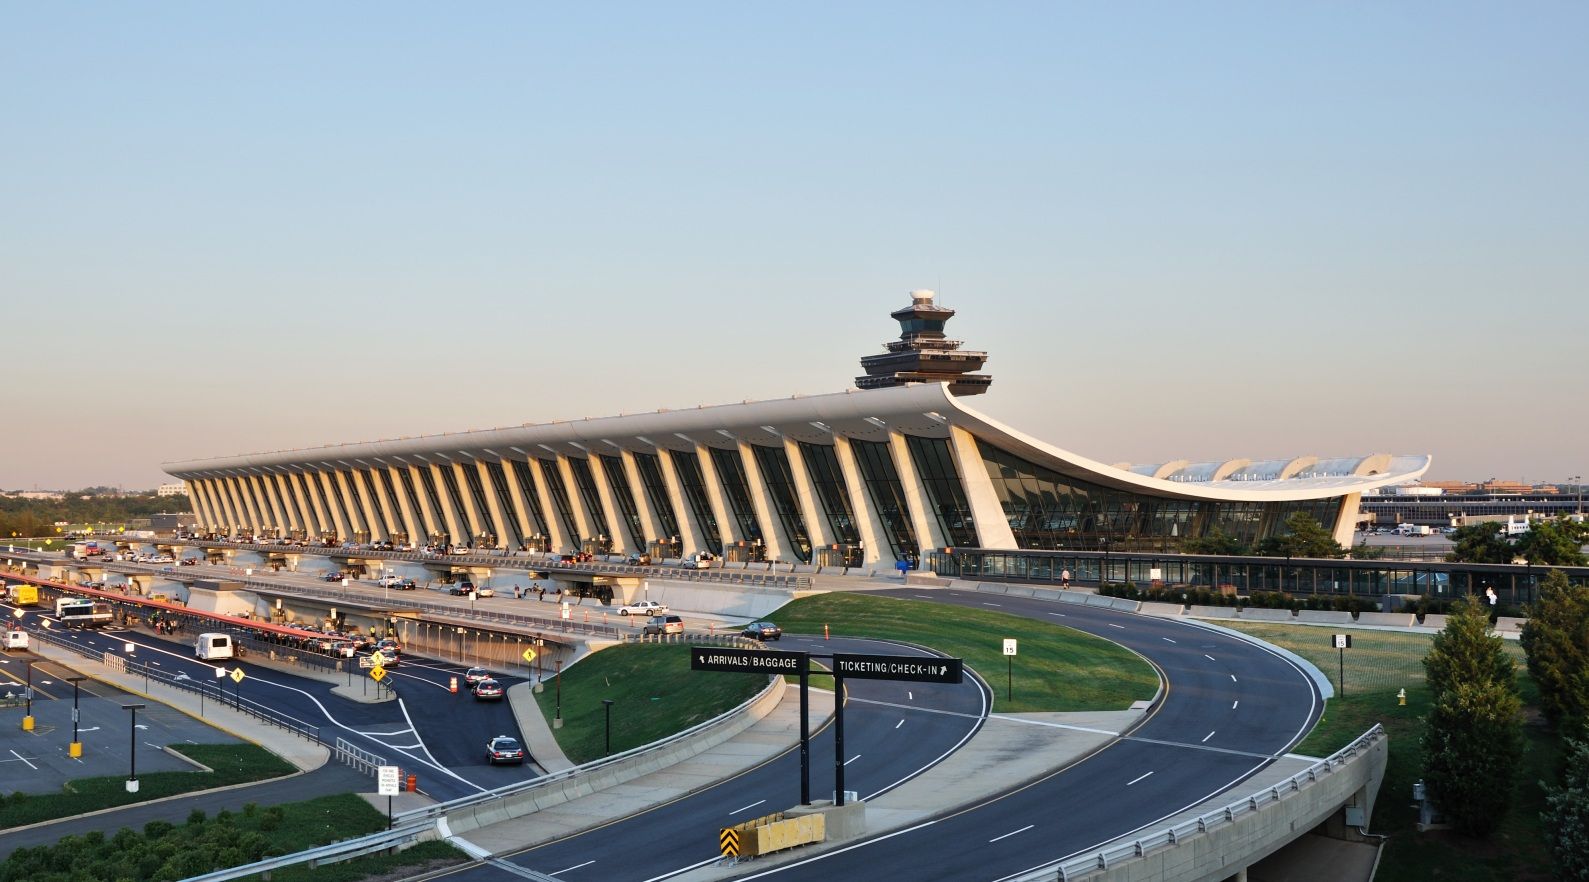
[165,384,1429,502]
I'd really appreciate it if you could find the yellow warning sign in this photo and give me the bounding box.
[720,827,740,857]
[522,648,537,664]
[230,667,246,684]
[370,666,387,682]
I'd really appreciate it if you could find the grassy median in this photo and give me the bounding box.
[0,743,295,829]
[1222,622,1555,881]
[769,592,1159,713]
[536,644,767,765]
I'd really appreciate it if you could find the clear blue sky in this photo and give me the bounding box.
[2,3,1585,490]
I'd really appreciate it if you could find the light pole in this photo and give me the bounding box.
[602,698,615,757]
[22,660,35,731]
[554,659,563,729]
[123,703,146,792]
[68,676,85,757]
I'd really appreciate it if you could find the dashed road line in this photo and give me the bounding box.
[1202,731,1216,743]
[989,824,1034,843]
[731,799,766,815]
[1126,771,1154,786]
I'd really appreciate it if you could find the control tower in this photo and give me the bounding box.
[855,290,992,396]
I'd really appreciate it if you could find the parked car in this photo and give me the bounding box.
[475,586,495,598]
[464,666,491,686]
[742,621,783,641]
[618,600,668,617]
[643,614,685,636]
[485,735,524,764]
[473,678,505,700]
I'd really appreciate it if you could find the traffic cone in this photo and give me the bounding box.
[449,677,458,694]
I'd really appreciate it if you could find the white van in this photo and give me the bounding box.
[195,632,235,660]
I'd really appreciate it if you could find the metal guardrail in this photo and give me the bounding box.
[177,820,433,882]
[394,654,773,825]
[334,736,388,777]
[1011,724,1387,881]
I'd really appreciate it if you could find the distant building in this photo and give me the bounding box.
[5,490,65,500]
[156,482,190,497]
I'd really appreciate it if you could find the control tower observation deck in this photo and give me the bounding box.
[855,289,992,396]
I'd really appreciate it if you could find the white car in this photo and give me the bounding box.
[618,600,669,616]
[475,587,496,598]
[375,575,402,588]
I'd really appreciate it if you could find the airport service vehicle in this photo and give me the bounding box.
[618,600,668,616]
[486,735,524,764]
[1395,523,1433,536]
[71,541,105,560]
[8,585,39,606]
[473,678,504,700]
[195,632,235,660]
[57,600,114,629]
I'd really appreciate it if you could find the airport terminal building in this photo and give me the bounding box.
[164,292,1430,568]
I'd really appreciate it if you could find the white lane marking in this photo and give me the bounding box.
[1108,624,1125,629]
[913,594,933,598]
[1162,637,1176,643]
[730,799,766,815]
[982,602,1002,607]
[895,719,904,729]
[989,824,1034,843]
[641,853,728,882]
[907,691,913,701]
[554,860,596,874]
[1048,612,1067,617]
[844,755,861,766]
[1231,674,1238,682]
[9,750,37,770]
[1204,654,1217,662]
[1232,700,1239,709]
[1126,771,1154,786]
[1202,731,1216,743]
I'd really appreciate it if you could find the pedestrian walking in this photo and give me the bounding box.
[1060,569,1072,588]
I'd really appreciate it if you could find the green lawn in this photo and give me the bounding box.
[1223,622,1556,881]
[0,743,296,829]
[0,792,464,882]
[535,644,768,764]
[769,592,1159,713]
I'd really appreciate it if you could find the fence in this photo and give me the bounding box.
[173,821,434,882]
[333,736,388,777]
[1011,724,1387,881]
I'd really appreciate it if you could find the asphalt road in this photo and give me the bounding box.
[433,633,991,882]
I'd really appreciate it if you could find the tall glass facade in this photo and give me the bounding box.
[568,457,613,541]
[437,466,471,536]
[461,465,494,540]
[633,452,681,540]
[599,454,647,550]
[750,444,812,562]
[669,449,723,554]
[849,439,919,563]
[539,459,583,545]
[397,469,426,535]
[977,440,1340,552]
[416,468,448,540]
[709,446,763,544]
[797,442,861,548]
[483,461,524,548]
[904,435,979,547]
[508,459,551,537]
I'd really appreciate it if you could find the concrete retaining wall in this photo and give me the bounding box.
[1138,602,1185,619]
[1295,610,1353,626]
[444,675,787,835]
[1235,608,1295,623]
[641,579,792,619]
[1420,614,1449,631]
[1356,612,1415,628]
[1062,731,1388,882]
[1187,605,1236,620]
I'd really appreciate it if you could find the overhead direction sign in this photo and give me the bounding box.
[831,652,963,684]
[691,646,807,674]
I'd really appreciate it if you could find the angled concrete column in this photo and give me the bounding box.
[784,439,831,550]
[256,473,290,537]
[447,461,486,540]
[222,477,252,533]
[694,444,742,544]
[188,480,216,531]
[619,450,664,549]
[289,472,324,535]
[736,441,788,562]
[350,469,388,541]
[270,474,301,533]
[655,448,704,557]
[497,460,538,548]
[889,432,946,553]
[587,455,632,555]
[359,468,397,540]
[387,466,424,542]
[1333,493,1362,547]
[314,470,352,540]
[301,471,335,538]
[532,459,572,552]
[241,475,269,532]
[426,464,466,544]
[332,470,366,539]
[833,436,890,566]
[473,460,516,549]
[555,456,599,547]
[216,477,245,535]
[948,426,1015,549]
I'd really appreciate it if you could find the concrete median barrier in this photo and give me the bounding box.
[1235,607,1295,623]
[1187,605,1237,620]
[1295,610,1353,625]
[1138,602,1185,618]
[1357,612,1415,628]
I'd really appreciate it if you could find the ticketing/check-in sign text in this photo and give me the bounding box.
[690,646,808,673]
[831,653,963,684]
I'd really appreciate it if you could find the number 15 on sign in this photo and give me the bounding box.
[1003,639,1017,702]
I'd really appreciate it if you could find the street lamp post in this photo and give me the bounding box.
[22,661,35,731]
[123,703,146,792]
[602,698,615,757]
[68,676,85,757]
[553,660,564,729]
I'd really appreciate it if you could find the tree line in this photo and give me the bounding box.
[0,490,190,539]
[1447,516,1589,567]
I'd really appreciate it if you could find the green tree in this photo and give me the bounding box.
[1422,678,1525,836]
[1423,594,1516,701]
[1446,521,1513,564]
[1543,730,1589,881]
[1181,527,1248,556]
[1521,569,1589,731]
[1421,595,1524,836]
[1514,516,1589,567]
[1255,512,1346,559]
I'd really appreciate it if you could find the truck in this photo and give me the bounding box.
[9,585,39,606]
[71,541,105,560]
[1395,524,1433,537]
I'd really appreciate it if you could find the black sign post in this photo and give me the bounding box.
[1330,634,1352,697]
[692,646,811,804]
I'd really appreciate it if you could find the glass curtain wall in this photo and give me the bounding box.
[849,439,920,563]
[416,468,448,542]
[482,462,524,549]
[750,445,812,562]
[397,469,427,536]
[668,449,723,554]
[538,459,583,545]
[460,465,495,542]
[903,435,980,547]
[508,460,552,537]
[798,441,862,547]
[437,467,472,538]
[708,447,763,543]
[598,454,647,550]
[632,452,681,540]
[568,458,614,542]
